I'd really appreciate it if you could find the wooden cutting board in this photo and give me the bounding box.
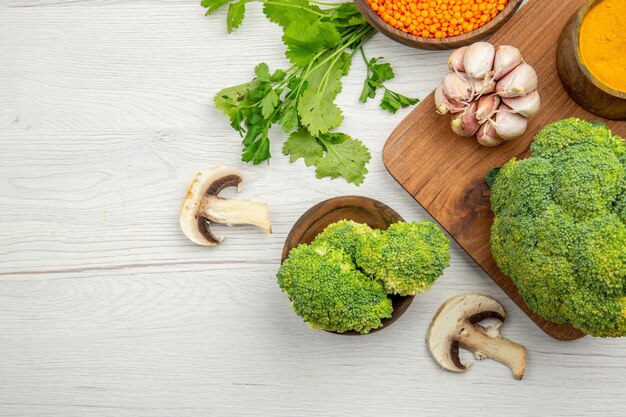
[383,0,626,340]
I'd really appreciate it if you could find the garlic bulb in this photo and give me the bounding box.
[434,42,540,147]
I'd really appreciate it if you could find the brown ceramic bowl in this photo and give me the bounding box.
[556,0,626,120]
[281,196,413,335]
[353,0,524,50]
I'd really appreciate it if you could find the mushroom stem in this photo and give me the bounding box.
[200,195,272,233]
[456,323,526,380]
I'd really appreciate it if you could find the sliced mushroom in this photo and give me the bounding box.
[426,293,526,380]
[179,166,272,246]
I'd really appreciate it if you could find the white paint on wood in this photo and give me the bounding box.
[0,1,624,416]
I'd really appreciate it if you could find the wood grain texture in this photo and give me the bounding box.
[383,0,626,340]
[1,0,626,416]
[354,0,523,50]
[281,196,413,334]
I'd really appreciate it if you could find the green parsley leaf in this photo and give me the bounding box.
[369,58,395,83]
[262,0,322,29]
[306,51,349,101]
[397,93,419,107]
[359,79,377,103]
[270,69,286,82]
[242,136,271,164]
[329,3,365,27]
[380,89,419,113]
[316,134,371,185]
[260,89,279,118]
[214,80,259,118]
[282,128,323,166]
[201,0,231,15]
[298,89,343,136]
[359,57,396,103]
[279,105,299,132]
[380,89,400,113]
[227,1,247,33]
[282,21,341,66]
[254,63,271,81]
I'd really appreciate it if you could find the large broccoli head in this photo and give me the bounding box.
[277,242,393,334]
[490,118,626,337]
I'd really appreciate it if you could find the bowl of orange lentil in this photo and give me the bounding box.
[354,0,524,50]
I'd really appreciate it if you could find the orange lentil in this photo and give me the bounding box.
[368,0,509,38]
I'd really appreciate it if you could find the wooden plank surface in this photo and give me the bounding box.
[383,0,626,340]
[1,0,626,416]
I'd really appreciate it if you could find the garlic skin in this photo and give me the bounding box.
[464,42,496,79]
[473,77,496,96]
[476,94,501,123]
[451,101,480,137]
[496,63,538,97]
[443,72,472,102]
[448,46,467,73]
[502,90,541,118]
[494,104,528,140]
[477,121,504,147]
[493,45,523,80]
[435,84,466,115]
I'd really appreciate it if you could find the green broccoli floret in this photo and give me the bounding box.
[277,243,392,334]
[313,220,373,258]
[357,222,450,296]
[490,118,626,337]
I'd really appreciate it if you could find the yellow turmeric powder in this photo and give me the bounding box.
[579,0,626,93]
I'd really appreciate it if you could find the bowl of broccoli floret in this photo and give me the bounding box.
[278,196,450,335]
[490,118,626,337]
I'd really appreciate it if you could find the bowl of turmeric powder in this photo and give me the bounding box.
[556,0,626,120]
[353,0,523,50]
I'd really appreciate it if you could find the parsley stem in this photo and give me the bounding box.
[308,0,345,5]
[305,25,373,77]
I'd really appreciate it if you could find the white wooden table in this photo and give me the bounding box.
[1,1,624,416]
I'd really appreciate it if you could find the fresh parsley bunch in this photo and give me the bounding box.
[203,0,419,185]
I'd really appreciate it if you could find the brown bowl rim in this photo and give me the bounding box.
[353,0,524,49]
[281,196,414,336]
[572,0,626,99]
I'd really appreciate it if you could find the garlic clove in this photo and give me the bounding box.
[463,42,496,79]
[451,101,480,137]
[502,90,541,118]
[443,72,473,102]
[435,84,466,114]
[476,94,501,123]
[493,45,523,80]
[494,104,528,140]
[473,77,496,96]
[477,120,504,147]
[448,46,467,73]
[496,63,538,98]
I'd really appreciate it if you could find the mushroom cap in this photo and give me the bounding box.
[426,293,506,373]
[179,166,243,246]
